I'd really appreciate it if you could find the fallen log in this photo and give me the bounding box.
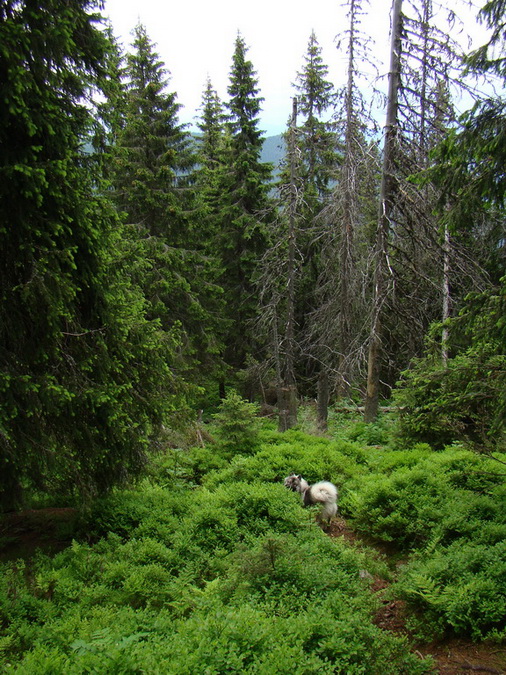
[333,406,403,413]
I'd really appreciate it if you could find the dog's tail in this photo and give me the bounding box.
[310,481,338,522]
[309,480,338,504]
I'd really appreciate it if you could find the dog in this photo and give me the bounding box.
[284,474,338,524]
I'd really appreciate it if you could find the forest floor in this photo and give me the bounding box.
[0,507,79,562]
[1,508,505,674]
[329,517,506,675]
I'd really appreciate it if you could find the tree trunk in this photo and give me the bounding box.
[219,380,226,399]
[317,370,330,432]
[337,0,357,399]
[278,98,299,431]
[278,385,298,432]
[364,0,402,423]
[442,223,451,365]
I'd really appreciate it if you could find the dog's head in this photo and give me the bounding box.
[284,474,303,492]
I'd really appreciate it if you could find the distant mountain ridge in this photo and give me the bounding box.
[261,134,285,168]
[83,133,285,170]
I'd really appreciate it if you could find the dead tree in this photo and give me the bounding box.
[278,98,299,431]
[364,0,402,422]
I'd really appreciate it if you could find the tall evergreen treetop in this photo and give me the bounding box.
[226,34,265,151]
[193,77,228,242]
[114,23,193,242]
[293,31,337,198]
[295,30,336,118]
[92,25,128,165]
[110,24,225,384]
[197,77,227,166]
[224,33,272,216]
[213,33,273,372]
[273,32,338,392]
[223,32,272,234]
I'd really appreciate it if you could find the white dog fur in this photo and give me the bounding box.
[284,474,338,523]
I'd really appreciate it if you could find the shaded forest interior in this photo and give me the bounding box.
[0,6,505,670]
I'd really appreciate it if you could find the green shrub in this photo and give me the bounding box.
[343,468,443,546]
[0,532,431,674]
[396,540,506,639]
[202,430,364,492]
[212,390,261,455]
[181,499,240,553]
[394,280,506,451]
[210,482,306,535]
[223,531,367,604]
[121,596,431,675]
[345,419,390,446]
[0,560,56,632]
[367,444,434,473]
[7,605,154,674]
[178,443,230,484]
[344,447,506,550]
[80,483,188,540]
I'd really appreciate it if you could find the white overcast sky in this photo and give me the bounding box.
[101,0,489,136]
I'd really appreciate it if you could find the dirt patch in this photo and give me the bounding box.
[0,507,79,561]
[328,515,359,543]
[417,640,506,675]
[329,516,506,675]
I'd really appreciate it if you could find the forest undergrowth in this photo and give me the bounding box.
[1,400,505,673]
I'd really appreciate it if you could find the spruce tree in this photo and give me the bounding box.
[114,23,193,242]
[194,77,228,239]
[0,0,182,508]
[91,25,128,176]
[111,25,224,384]
[256,34,339,415]
[197,77,227,167]
[293,30,338,202]
[217,33,273,374]
[277,32,337,399]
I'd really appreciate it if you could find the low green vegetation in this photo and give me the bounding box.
[1,3,505,671]
[346,444,506,639]
[1,396,505,672]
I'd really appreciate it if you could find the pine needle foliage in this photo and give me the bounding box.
[0,0,186,509]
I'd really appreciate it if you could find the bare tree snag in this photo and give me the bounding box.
[364,0,402,423]
[278,98,299,431]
